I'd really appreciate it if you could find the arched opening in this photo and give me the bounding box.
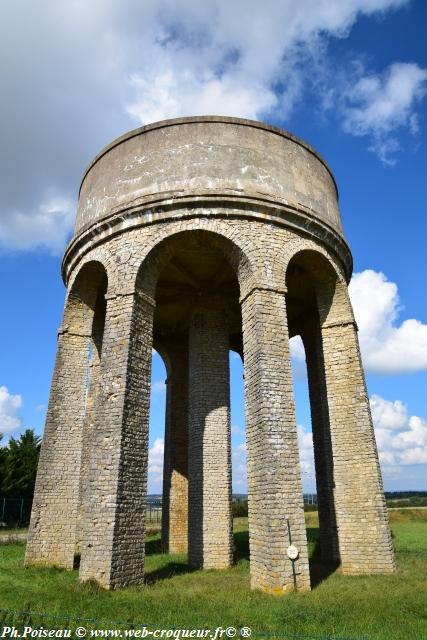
[285,249,395,577]
[147,349,247,557]
[77,264,108,553]
[286,250,344,568]
[26,260,108,569]
[146,349,168,530]
[139,230,245,568]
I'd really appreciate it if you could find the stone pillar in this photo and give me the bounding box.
[188,305,233,569]
[161,370,172,551]
[25,328,90,568]
[301,319,339,565]
[320,318,396,574]
[161,340,189,554]
[77,294,106,550]
[79,288,154,588]
[241,287,310,593]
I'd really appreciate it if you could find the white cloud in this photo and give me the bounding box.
[341,62,427,164]
[370,394,407,430]
[0,386,23,435]
[290,335,306,361]
[126,71,277,124]
[125,0,411,127]
[370,394,427,466]
[297,424,316,486]
[35,404,46,414]
[148,436,164,491]
[0,0,418,251]
[297,395,427,491]
[349,270,427,374]
[232,439,247,489]
[151,380,166,394]
[290,270,427,376]
[290,336,307,380]
[0,194,75,254]
[231,425,245,437]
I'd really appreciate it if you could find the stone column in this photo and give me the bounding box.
[161,340,189,554]
[77,295,106,550]
[301,319,339,565]
[188,304,233,569]
[320,318,395,574]
[241,287,310,593]
[161,371,172,551]
[25,328,90,568]
[79,288,154,589]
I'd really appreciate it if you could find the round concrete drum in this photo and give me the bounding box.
[26,116,396,592]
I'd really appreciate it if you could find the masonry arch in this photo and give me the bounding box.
[25,260,108,569]
[285,249,393,572]
[137,229,249,567]
[285,250,346,565]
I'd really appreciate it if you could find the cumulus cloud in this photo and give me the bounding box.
[290,269,427,375]
[296,395,427,492]
[0,386,23,435]
[0,194,75,254]
[232,438,248,490]
[371,394,427,466]
[349,270,427,374]
[290,336,307,380]
[297,424,316,486]
[0,0,418,252]
[341,62,427,164]
[148,437,164,491]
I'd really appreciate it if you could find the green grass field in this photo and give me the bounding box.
[1,510,426,640]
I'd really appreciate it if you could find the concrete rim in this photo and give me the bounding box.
[79,115,339,200]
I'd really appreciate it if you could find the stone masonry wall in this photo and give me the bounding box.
[79,289,154,588]
[188,306,233,569]
[25,269,103,568]
[241,287,311,592]
[301,318,340,565]
[28,158,395,590]
[320,319,395,573]
[161,339,189,554]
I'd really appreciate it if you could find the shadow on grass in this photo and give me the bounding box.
[144,536,195,584]
[234,530,249,561]
[307,527,339,588]
[144,561,196,584]
[144,526,338,587]
[145,538,163,555]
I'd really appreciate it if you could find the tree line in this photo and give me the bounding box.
[0,429,41,499]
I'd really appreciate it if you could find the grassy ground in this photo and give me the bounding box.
[0,510,426,640]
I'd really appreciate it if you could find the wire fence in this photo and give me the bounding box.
[0,495,318,529]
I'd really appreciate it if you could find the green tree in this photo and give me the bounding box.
[0,429,41,499]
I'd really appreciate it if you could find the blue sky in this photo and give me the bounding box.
[0,0,426,494]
